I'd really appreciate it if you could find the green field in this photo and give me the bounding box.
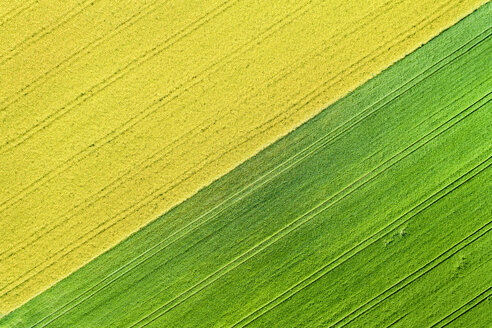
[1,3,491,327]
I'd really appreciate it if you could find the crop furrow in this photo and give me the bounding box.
[0,0,37,28]
[0,0,99,66]
[336,224,491,327]
[0,0,168,111]
[430,287,492,328]
[129,93,490,328]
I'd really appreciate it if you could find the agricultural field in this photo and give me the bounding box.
[1,2,490,326]
[1,0,487,315]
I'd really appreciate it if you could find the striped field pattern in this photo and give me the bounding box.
[0,0,491,326]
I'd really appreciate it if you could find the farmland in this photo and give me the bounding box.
[1,0,487,313]
[1,2,490,326]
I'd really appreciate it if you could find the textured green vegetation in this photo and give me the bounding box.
[1,3,491,327]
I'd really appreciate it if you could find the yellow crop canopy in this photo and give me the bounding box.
[0,0,487,313]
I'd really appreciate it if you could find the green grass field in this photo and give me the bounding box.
[1,3,491,327]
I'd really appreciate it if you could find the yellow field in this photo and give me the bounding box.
[0,0,486,313]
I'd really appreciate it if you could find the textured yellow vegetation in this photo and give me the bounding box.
[0,0,487,313]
